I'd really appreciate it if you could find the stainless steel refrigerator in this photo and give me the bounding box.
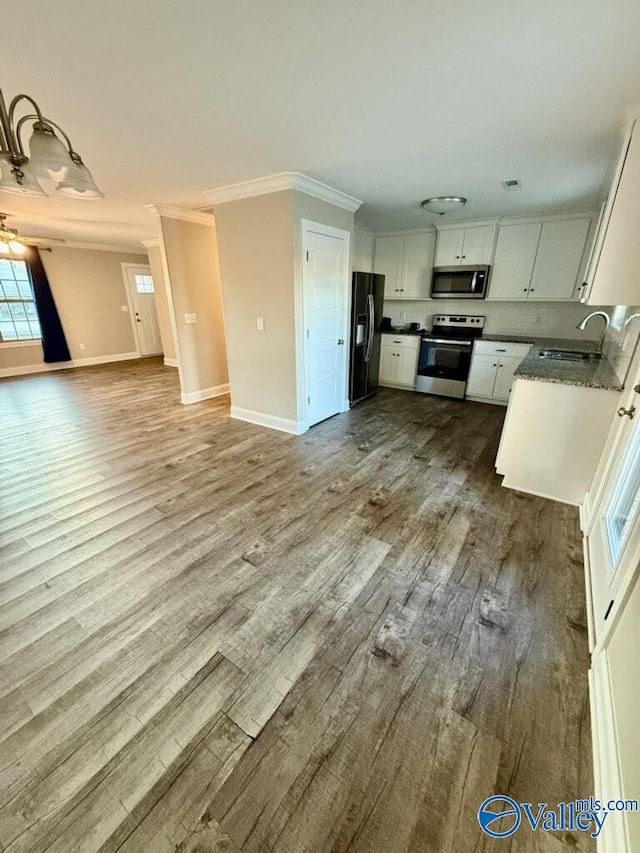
[349,272,384,405]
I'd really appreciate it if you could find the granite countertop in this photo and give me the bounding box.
[381,328,425,336]
[480,334,622,391]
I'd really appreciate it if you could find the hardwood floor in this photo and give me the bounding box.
[0,358,593,853]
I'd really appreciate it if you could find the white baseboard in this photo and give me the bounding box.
[164,357,178,368]
[230,405,307,435]
[0,351,139,378]
[180,383,230,404]
[465,395,508,406]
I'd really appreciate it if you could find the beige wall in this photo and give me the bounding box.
[147,244,176,362]
[0,246,147,373]
[159,216,228,399]
[213,191,297,420]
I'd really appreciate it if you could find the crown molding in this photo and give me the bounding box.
[45,241,148,254]
[145,204,215,226]
[141,238,160,248]
[354,222,376,235]
[203,171,362,212]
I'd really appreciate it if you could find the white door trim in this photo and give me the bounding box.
[121,263,163,357]
[300,219,351,430]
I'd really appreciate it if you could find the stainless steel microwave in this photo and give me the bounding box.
[430,265,490,299]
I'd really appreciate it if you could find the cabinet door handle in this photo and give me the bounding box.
[462,255,466,259]
[523,288,528,292]
[617,405,636,419]
[493,363,497,367]
[496,348,507,352]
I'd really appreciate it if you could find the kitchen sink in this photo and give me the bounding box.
[537,349,599,362]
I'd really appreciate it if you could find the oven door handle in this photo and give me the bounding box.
[421,338,473,347]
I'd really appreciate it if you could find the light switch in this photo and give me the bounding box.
[256,317,264,331]
[184,313,197,324]
[121,305,129,312]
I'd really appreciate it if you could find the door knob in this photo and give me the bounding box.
[617,405,636,419]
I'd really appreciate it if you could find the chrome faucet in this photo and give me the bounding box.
[576,310,610,356]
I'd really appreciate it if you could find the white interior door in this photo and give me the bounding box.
[303,222,349,428]
[124,266,163,356]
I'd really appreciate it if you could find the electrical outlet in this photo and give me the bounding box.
[121,305,128,312]
[79,342,86,351]
[184,313,197,324]
[536,316,543,324]
[256,317,264,331]
[400,310,406,319]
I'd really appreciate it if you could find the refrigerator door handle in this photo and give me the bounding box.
[364,293,374,362]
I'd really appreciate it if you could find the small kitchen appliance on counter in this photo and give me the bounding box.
[416,314,485,399]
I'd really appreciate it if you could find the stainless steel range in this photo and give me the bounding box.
[415,314,485,399]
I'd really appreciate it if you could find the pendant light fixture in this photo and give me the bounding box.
[0,88,103,200]
[421,196,467,215]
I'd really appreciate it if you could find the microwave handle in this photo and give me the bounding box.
[470,271,479,292]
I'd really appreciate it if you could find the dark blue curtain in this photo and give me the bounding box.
[26,247,71,363]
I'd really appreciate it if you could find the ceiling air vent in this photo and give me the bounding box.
[502,179,522,191]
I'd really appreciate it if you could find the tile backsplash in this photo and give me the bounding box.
[383,298,606,340]
[385,298,640,384]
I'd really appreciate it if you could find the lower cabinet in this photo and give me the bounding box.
[466,341,531,404]
[496,378,619,504]
[379,335,420,389]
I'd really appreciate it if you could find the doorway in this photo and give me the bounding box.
[123,264,163,357]
[302,220,350,428]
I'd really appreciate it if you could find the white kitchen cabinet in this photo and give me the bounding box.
[434,224,495,267]
[496,378,619,504]
[466,341,531,404]
[487,223,542,299]
[353,225,375,272]
[582,120,640,306]
[375,235,404,298]
[488,218,591,301]
[528,218,591,300]
[374,232,435,299]
[379,335,420,389]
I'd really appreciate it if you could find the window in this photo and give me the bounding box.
[604,415,640,568]
[135,274,154,294]
[0,259,41,341]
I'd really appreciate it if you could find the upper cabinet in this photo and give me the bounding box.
[374,231,436,299]
[353,225,375,273]
[581,120,640,306]
[488,217,591,301]
[434,224,496,267]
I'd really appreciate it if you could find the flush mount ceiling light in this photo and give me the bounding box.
[420,196,467,215]
[0,87,103,200]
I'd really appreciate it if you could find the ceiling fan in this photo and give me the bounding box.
[0,212,65,255]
